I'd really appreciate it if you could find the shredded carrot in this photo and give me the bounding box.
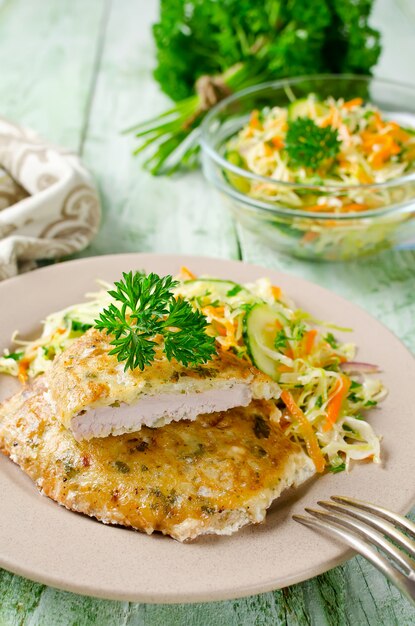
[271,285,282,300]
[329,105,341,128]
[361,132,400,169]
[302,231,319,244]
[218,319,237,350]
[56,327,66,335]
[263,143,274,157]
[281,390,326,473]
[372,111,385,131]
[271,136,284,149]
[215,324,227,337]
[202,305,236,348]
[224,319,236,334]
[202,305,225,317]
[304,329,317,356]
[337,156,351,169]
[405,146,415,162]
[357,168,374,184]
[320,113,333,128]
[384,122,410,142]
[306,203,330,212]
[285,347,294,360]
[323,375,351,432]
[249,110,261,129]
[17,359,31,384]
[369,142,400,168]
[278,364,293,373]
[342,97,363,109]
[321,104,341,129]
[180,266,196,280]
[360,130,388,147]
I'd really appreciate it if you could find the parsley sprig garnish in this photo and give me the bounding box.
[95,271,217,371]
[285,117,340,169]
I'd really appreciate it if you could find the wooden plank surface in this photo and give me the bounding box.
[80,0,239,261]
[0,0,106,150]
[0,0,414,624]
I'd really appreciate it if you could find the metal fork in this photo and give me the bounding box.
[293,496,415,605]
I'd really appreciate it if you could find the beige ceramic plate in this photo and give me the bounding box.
[0,254,414,603]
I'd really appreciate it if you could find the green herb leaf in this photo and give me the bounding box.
[95,271,217,371]
[274,329,288,351]
[114,461,130,474]
[41,346,56,360]
[285,117,341,169]
[290,321,306,342]
[226,284,243,297]
[70,319,93,332]
[328,462,346,474]
[3,351,23,361]
[324,332,338,349]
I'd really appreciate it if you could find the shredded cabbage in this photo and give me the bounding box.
[0,271,386,473]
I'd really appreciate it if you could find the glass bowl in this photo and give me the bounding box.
[200,75,415,261]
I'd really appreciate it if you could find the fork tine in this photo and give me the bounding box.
[331,496,415,539]
[293,514,415,605]
[305,507,415,575]
[318,500,415,559]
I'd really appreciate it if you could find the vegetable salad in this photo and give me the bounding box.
[225,94,415,213]
[0,268,386,474]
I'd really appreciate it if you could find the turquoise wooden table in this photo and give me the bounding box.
[0,0,415,624]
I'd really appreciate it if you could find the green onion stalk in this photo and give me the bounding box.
[123,60,270,175]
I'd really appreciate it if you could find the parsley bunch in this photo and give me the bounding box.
[95,272,217,371]
[126,0,381,175]
[285,118,341,169]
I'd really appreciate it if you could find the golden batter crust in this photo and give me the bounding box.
[0,378,313,541]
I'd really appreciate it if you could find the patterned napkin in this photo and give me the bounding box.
[0,117,101,281]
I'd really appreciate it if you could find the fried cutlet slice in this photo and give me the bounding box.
[0,379,313,541]
[45,328,280,440]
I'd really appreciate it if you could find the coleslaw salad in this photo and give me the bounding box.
[225,93,415,212]
[0,267,386,474]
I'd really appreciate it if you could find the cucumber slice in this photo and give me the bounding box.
[243,303,282,380]
[225,150,245,167]
[288,96,329,121]
[183,279,253,301]
[224,150,251,193]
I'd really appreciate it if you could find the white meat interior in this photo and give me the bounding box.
[71,382,252,440]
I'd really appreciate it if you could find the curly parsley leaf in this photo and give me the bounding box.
[285,117,341,169]
[95,271,217,371]
[325,332,339,349]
